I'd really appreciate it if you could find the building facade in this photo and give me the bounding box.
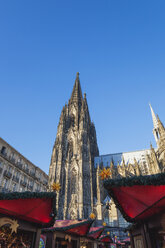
[0,137,48,193]
[48,73,99,219]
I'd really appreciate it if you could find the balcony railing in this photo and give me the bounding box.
[3,170,12,179]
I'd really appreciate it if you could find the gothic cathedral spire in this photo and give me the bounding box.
[149,103,159,145]
[48,73,99,220]
[70,72,83,105]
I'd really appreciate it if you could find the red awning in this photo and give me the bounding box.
[123,238,130,242]
[104,173,165,222]
[0,192,56,227]
[87,226,104,239]
[44,219,93,236]
[99,235,113,243]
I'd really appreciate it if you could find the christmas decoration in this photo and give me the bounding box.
[102,222,106,226]
[89,213,96,219]
[99,168,111,180]
[107,231,110,235]
[51,182,61,192]
[0,226,32,248]
[0,218,19,234]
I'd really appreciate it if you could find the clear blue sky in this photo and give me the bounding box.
[0,0,165,174]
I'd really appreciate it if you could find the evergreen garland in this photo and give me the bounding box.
[104,172,165,188]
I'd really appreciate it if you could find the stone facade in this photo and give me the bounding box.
[48,73,99,219]
[0,137,48,193]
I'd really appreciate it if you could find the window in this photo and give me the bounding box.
[12,184,17,191]
[8,166,13,173]
[16,171,20,178]
[29,180,34,186]
[10,152,15,161]
[17,158,22,165]
[24,176,27,183]
[2,179,9,189]
[1,146,6,155]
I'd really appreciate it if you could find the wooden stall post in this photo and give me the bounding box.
[35,229,41,248]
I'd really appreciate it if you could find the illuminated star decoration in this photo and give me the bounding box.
[10,220,19,233]
[89,213,96,219]
[102,222,106,226]
[107,232,110,235]
[51,182,61,192]
[99,168,111,180]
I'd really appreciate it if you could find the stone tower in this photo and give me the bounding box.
[48,73,99,219]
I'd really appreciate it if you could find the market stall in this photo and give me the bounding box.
[99,234,113,248]
[0,191,56,248]
[42,219,94,248]
[104,172,165,248]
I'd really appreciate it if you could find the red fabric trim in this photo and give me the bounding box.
[112,185,165,220]
[88,226,104,239]
[54,219,88,228]
[47,219,92,236]
[0,198,53,224]
[100,235,113,243]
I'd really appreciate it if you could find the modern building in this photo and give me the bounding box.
[0,137,48,193]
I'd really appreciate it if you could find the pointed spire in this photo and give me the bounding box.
[149,103,158,129]
[70,72,83,104]
[157,115,165,137]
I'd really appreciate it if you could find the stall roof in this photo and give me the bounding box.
[99,235,113,243]
[43,219,93,236]
[0,192,56,227]
[104,172,165,222]
[87,226,104,239]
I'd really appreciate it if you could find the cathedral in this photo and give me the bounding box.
[48,73,165,223]
[48,73,99,219]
